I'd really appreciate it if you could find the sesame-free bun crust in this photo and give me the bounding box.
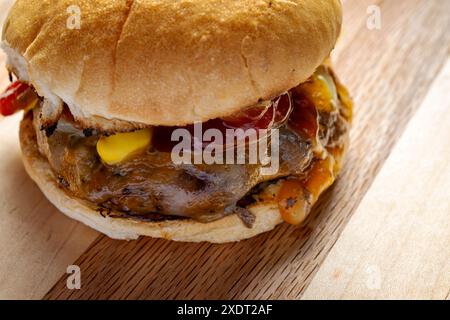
[4,0,342,126]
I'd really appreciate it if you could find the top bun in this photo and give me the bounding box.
[2,0,342,126]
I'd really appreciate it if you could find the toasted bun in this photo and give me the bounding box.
[4,0,342,126]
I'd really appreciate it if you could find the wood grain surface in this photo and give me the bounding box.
[303,58,450,300]
[0,0,100,300]
[0,0,449,300]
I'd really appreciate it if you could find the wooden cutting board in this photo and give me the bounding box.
[0,0,449,300]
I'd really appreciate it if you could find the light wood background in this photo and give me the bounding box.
[0,0,449,300]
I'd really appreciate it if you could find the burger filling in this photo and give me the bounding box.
[3,65,352,227]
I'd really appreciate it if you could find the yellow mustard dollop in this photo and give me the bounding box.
[96,128,152,165]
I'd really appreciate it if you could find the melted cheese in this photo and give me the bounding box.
[297,65,338,113]
[277,65,352,225]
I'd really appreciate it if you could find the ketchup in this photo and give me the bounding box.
[0,81,31,116]
[288,91,318,140]
[152,93,293,152]
[221,93,293,130]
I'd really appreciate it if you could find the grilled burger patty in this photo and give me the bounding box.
[29,65,351,225]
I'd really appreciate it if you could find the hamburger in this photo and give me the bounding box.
[0,0,352,242]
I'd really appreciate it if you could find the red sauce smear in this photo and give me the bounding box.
[288,91,318,140]
[0,81,31,116]
[152,93,297,152]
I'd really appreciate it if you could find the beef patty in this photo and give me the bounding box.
[31,66,351,224]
